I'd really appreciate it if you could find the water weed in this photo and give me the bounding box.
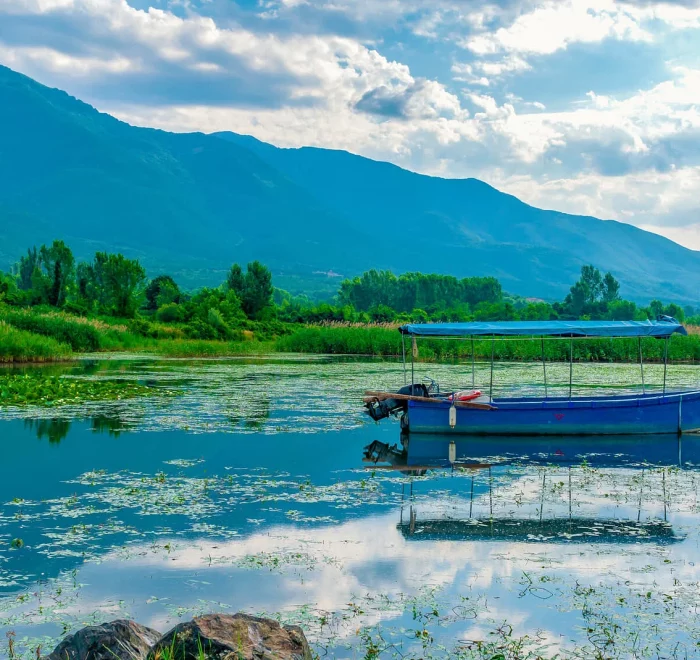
[0,373,179,407]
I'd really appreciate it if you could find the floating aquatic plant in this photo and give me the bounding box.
[0,373,180,408]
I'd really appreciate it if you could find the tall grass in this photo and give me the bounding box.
[275,326,400,355]
[3,309,700,363]
[152,339,273,358]
[1,309,103,351]
[0,308,145,353]
[275,325,700,362]
[0,322,72,363]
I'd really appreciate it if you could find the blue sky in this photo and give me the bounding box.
[1,0,700,248]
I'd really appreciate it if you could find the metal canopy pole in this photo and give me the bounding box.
[663,337,669,395]
[401,333,407,386]
[541,336,548,398]
[410,335,415,387]
[489,337,495,401]
[471,337,475,388]
[569,337,574,399]
[638,337,645,395]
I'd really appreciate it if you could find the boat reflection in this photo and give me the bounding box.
[364,432,700,470]
[363,433,700,545]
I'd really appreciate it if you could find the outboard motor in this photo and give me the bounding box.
[365,383,429,421]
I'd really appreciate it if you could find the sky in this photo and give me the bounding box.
[1,0,700,249]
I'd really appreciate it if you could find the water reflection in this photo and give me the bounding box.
[23,418,71,443]
[365,434,696,549]
[365,432,698,470]
[4,357,700,658]
[91,414,130,437]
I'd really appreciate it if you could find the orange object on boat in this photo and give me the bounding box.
[448,390,481,402]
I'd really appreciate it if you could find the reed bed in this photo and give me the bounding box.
[151,339,274,358]
[3,310,700,364]
[0,322,72,363]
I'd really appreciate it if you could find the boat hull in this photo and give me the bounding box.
[405,390,700,435]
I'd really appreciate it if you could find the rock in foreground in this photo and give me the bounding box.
[152,613,312,660]
[45,619,161,659]
[43,613,312,659]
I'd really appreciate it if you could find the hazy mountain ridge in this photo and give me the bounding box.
[0,64,697,302]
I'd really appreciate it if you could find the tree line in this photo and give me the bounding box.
[1,240,697,337]
[0,240,276,341]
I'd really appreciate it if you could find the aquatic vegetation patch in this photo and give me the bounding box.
[0,373,180,408]
[3,357,699,432]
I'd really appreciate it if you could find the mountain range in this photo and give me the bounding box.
[0,64,698,303]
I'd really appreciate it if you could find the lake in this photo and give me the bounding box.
[2,356,700,658]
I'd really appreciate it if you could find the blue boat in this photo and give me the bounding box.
[364,319,700,436]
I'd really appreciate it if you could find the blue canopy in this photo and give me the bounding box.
[399,320,687,339]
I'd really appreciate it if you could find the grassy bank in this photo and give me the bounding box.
[2,308,700,363]
[0,322,72,363]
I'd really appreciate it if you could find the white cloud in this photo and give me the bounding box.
[463,1,653,57]
[1,0,700,248]
[476,54,531,76]
[0,44,139,75]
[461,0,700,59]
[639,222,700,250]
[0,0,422,109]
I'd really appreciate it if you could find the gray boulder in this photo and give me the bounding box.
[45,619,161,659]
[151,613,312,659]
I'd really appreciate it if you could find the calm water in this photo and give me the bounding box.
[2,356,700,658]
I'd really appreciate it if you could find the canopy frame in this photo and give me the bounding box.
[401,319,685,399]
[399,319,687,339]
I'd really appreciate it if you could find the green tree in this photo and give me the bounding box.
[663,303,685,322]
[145,275,181,310]
[242,261,273,318]
[338,270,502,313]
[579,265,603,304]
[607,299,636,320]
[15,247,40,291]
[601,272,620,303]
[88,252,146,317]
[648,300,664,319]
[226,264,245,297]
[76,253,109,312]
[39,240,75,307]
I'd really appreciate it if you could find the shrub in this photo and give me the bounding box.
[185,319,219,340]
[128,317,160,338]
[156,303,185,323]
